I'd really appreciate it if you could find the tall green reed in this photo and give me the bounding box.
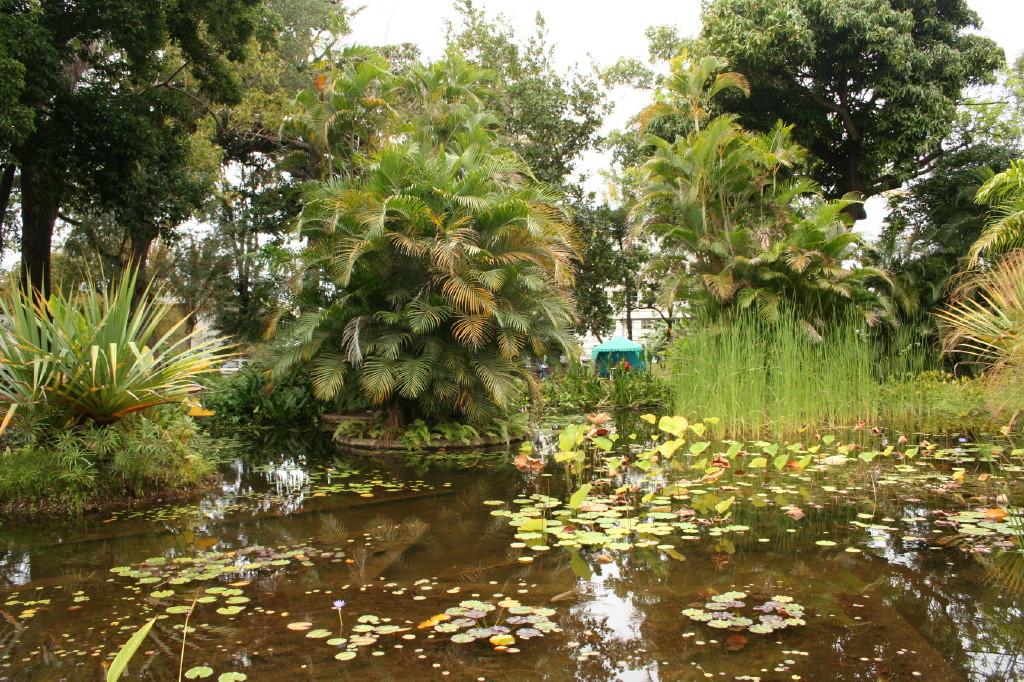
[669,310,942,438]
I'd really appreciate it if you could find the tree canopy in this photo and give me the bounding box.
[698,0,1004,219]
[0,0,266,294]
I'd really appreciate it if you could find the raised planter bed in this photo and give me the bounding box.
[319,413,525,452]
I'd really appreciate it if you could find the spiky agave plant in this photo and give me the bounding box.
[0,269,233,435]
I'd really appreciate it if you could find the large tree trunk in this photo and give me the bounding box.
[19,162,60,297]
[839,142,868,222]
[0,164,15,255]
[127,231,155,310]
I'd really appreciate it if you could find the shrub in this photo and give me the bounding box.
[200,362,339,427]
[0,410,214,514]
[542,363,670,414]
[0,271,228,513]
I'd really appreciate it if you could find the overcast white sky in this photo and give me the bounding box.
[349,0,1024,235]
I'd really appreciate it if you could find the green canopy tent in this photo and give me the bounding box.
[592,336,646,377]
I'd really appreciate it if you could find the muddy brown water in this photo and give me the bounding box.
[0,420,1021,681]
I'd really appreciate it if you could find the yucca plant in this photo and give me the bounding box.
[0,270,233,435]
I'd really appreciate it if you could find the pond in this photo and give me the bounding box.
[0,415,1022,681]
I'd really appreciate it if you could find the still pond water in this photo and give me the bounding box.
[0,415,1022,681]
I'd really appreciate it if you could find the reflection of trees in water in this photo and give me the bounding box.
[878,550,1024,681]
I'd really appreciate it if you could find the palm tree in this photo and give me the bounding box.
[732,198,894,329]
[938,250,1024,369]
[275,137,578,425]
[279,47,396,181]
[970,160,1024,264]
[634,56,891,329]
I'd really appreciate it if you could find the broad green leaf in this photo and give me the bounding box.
[570,553,593,580]
[568,484,593,510]
[749,457,768,468]
[106,616,157,682]
[689,441,710,456]
[519,518,546,533]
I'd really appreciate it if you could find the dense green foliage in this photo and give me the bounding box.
[201,362,332,427]
[0,411,213,513]
[541,364,670,414]
[634,56,892,328]
[878,143,1021,327]
[3,0,1022,470]
[273,58,578,426]
[698,0,1004,218]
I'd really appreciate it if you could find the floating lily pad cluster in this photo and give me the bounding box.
[427,599,560,649]
[504,415,1024,560]
[110,544,338,585]
[489,491,749,555]
[682,593,807,634]
[284,613,410,661]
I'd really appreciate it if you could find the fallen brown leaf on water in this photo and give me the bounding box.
[985,508,1009,520]
[853,421,866,431]
[513,452,544,472]
[585,427,610,439]
[898,434,908,444]
[784,507,806,521]
[579,501,610,512]
[978,473,990,482]
[586,412,612,426]
[192,537,220,551]
[695,467,725,485]
[711,454,731,468]
[724,634,748,652]
[595,554,614,563]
